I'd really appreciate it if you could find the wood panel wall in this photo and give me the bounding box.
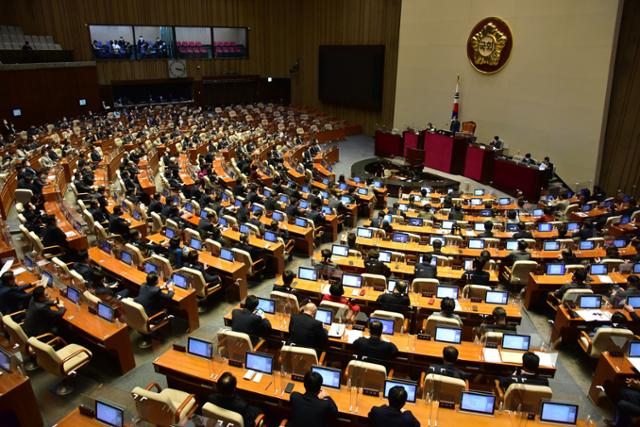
[598,0,640,195]
[0,0,402,135]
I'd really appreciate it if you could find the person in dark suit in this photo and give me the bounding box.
[605,378,640,427]
[464,258,490,286]
[376,281,410,313]
[474,307,516,341]
[448,204,464,220]
[134,273,174,318]
[0,272,31,315]
[512,222,533,239]
[553,268,589,300]
[368,385,420,427]
[578,221,600,241]
[480,220,494,237]
[307,205,326,228]
[504,240,531,267]
[415,253,437,279]
[148,194,164,215]
[352,320,398,366]
[499,352,549,389]
[197,212,216,238]
[205,372,262,427]
[364,251,391,278]
[42,215,70,251]
[72,251,96,285]
[236,233,262,262]
[231,295,272,346]
[273,269,298,295]
[428,346,470,380]
[108,206,132,239]
[22,286,66,337]
[288,302,328,354]
[289,371,338,427]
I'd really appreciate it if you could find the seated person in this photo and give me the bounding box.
[166,237,184,268]
[205,372,262,427]
[610,275,640,308]
[368,385,420,427]
[236,233,262,262]
[415,253,437,279]
[504,240,531,267]
[428,345,470,380]
[431,239,443,255]
[464,258,490,286]
[231,295,272,346]
[72,250,96,284]
[474,306,516,341]
[480,220,494,237]
[353,320,398,366]
[376,280,410,314]
[289,371,338,427]
[108,206,132,239]
[512,222,533,239]
[605,378,640,427]
[321,283,360,322]
[0,271,31,314]
[22,286,66,337]
[88,270,129,299]
[288,303,328,355]
[198,212,216,238]
[553,268,589,300]
[273,269,297,294]
[436,297,461,322]
[346,232,357,249]
[364,250,391,278]
[589,312,628,337]
[134,273,174,319]
[183,250,221,285]
[499,352,549,389]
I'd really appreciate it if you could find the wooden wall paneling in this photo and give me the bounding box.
[598,0,640,195]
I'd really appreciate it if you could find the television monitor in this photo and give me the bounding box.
[578,295,602,309]
[218,217,228,227]
[442,220,454,229]
[378,251,392,263]
[220,248,234,262]
[621,215,631,225]
[239,224,250,234]
[613,239,627,248]
[89,25,135,60]
[187,337,213,359]
[485,291,508,305]
[100,241,112,254]
[506,223,519,232]
[264,231,278,243]
[546,264,566,275]
[184,202,193,213]
[459,392,496,416]
[340,196,352,205]
[311,365,342,389]
[11,108,22,117]
[539,402,578,425]
[263,188,272,197]
[538,223,553,232]
[172,273,189,289]
[474,189,485,196]
[357,188,368,196]
[301,185,310,193]
[164,228,176,239]
[567,222,579,231]
[272,211,284,222]
[256,298,275,314]
[0,348,11,373]
[119,251,133,266]
[505,240,518,251]
[392,232,409,243]
[480,209,492,217]
[589,264,607,275]
[331,245,349,257]
[189,238,203,251]
[245,352,274,374]
[97,302,115,322]
[499,198,511,205]
[533,209,543,217]
[42,271,54,287]
[628,341,640,357]
[383,379,417,403]
[369,317,395,335]
[582,204,592,212]
[468,239,484,249]
[342,273,362,288]
[321,206,332,215]
[543,241,560,251]
[143,261,158,274]
[436,286,459,300]
[279,195,289,204]
[357,227,373,238]
[132,210,141,220]
[628,296,640,309]
[434,326,462,344]
[95,400,124,427]
[315,308,333,325]
[299,200,309,209]
[501,334,531,351]
[579,241,595,250]
[298,266,317,281]
[408,217,423,227]
[79,99,87,106]
[374,181,383,188]
[65,286,80,304]
[295,218,308,228]
[634,263,640,274]
[470,198,482,206]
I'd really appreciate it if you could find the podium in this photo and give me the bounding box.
[423,132,467,174]
[403,131,419,158]
[492,158,550,200]
[374,131,403,157]
[463,144,494,183]
[406,147,425,168]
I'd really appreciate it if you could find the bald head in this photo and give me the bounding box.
[302,302,317,316]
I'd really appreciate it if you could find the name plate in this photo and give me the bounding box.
[291,374,305,382]
[470,297,482,303]
[417,334,431,341]
[439,401,455,409]
[421,292,434,298]
[363,388,379,397]
[228,359,243,368]
[172,343,186,352]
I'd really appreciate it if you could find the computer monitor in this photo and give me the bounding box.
[187,337,213,359]
[200,209,209,219]
[538,223,553,232]
[321,206,332,215]
[392,233,409,243]
[218,217,228,227]
[459,392,496,416]
[298,266,317,281]
[613,239,627,248]
[95,400,124,427]
[189,238,203,251]
[582,204,592,212]
[220,248,234,262]
[543,241,560,251]
[539,402,578,425]
[353,176,361,183]
[171,273,189,289]
[499,198,511,205]
[436,286,458,300]
[97,302,115,322]
[634,263,640,274]
[264,231,278,243]
[378,251,392,263]
[505,240,518,251]
[621,215,631,225]
[480,209,492,217]
[627,296,640,309]
[578,295,602,309]
[342,273,362,288]
[257,298,275,314]
[474,189,485,196]
[184,202,193,213]
[468,239,484,249]
[299,200,309,209]
[23,254,34,271]
[272,211,284,222]
[567,222,579,231]
[338,183,348,191]
[0,348,11,372]
[331,245,349,257]
[474,223,485,232]
[279,195,289,203]
[369,317,394,335]
[533,209,543,217]
[408,217,424,227]
[99,241,112,254]
[501,334,531,351]
[589,264,607,275]
[239,224,250,234]
[471,198,482,206]
[506,223,519,232]
[485,291,509,305]
[311,365,341,389]
[164,228,176,239]
[143,261,158,274]
[315,308,333,325]
[12,108,22,117]
[442,220,454,230]
[357,227,373,238]
[629,341,640,357]
[434,326,462,344]
[42,271,54,287]
[341,196,352,205]
[119,251,133,266]
[546,264,566,275]
[383,379,417,403]
[357,188,368,196]
[374,181,383,189]
[301,185,310,193]
[245,352,274,374]
[132,210,141,220]
[579,241,595,250]
[65,286,80,304]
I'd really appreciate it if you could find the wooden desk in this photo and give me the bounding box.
[550,305,639,347]
[54,408,132,427]
[154,349,568,427]
[221,228,285,275]
[88,247,199,331]
[0,371,43,427]
[259,217,314,257]
[588,352,638,404]
[44,200,88,251]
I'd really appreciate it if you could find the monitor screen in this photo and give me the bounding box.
[434,326,462,344]
[143,261,158,274]
[187,337,213,359]
[353,176,361,183]
[0,348,10,372]
[264,231,278,242]
[589,264,607,275]
[613,239,627,248]
[311,365,342,389]
[97,302,115,322]
[245,351,274,374]
[299,200,309,209]
[459,392,496,416]
[567,222,579,231]
[506,223,519,232]
[634,263,640,274]
[119,251,133,265]
[295,218,308,228]
[66,286,80,304]
[12,108,22,117]
[546,264,566,275]
[257,298,275,314]
[538,223,553,232]
[341,196,352,205]
[165,228,176,239]
[378,251,392,263]
[357,227,373,238]
[474,189,485,196]
[95,401,124,427]
[629,341,640,357]
[298,266,317,281]
[370,317,394,335]
[218,217,228,227]
[499,198,511,205]
[338,183,348,191]
[540,402,578,425]
[621,215,631,224]
[315,308,333,325]
[387,279,398,293]
[78,98,87,106]
[533,209,543,217]
[543,241,560,251]
[501,334,531,351]
[471,198,482,206]
[132,210,141,220]
[468,239,484,249]
[485,291,508,305]
[582,204,592,212]
[200,209,209,219]
[332,245,349,257]
[321,206,332,215]
[480,209,492,217]
[578,295,602,309]
[342,273,362,288]
[392,233,409,243]
[436,286,458,300]
[628,296,640,309]
[442,220,454,229]
[384,379,417,403]
[42,271,54,287]
[374,181,383,188]
[172,273,189,289]
[189,238,202,250]
[301,185,310,193]
[24,255,33,270]
[184,202,193,213]
[579,241,595,250]
[272,211,284,222]
[220,248,234,262]
[279,195,289,203]
[357,188,368,195]
[474,223,485,232]
[505,240,518,251]
[239,224,250,235]
[100,241,112,254]
[408,217,424,227]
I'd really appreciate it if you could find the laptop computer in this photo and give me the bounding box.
[539,402,578,425]
[95,400,124,427]
[459,392,496,416]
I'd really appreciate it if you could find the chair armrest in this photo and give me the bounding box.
[7,309,26,320]
[494,379,505,400]
[45,335,67,348]
[146,310,168,327]
[254,338,266,352]
[318,351,326,365]
[403,319,409,333]
[464,379,469,390]
[278,419,288,427]
[60,348,92,375]
[255,413,265,427]
[174,393,197,422]
[145,382,162,392]
[43,245,64,255]
[387,368,395,379]
[252,258,266,270]
[578,331,592,353]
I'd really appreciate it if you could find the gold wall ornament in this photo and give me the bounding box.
[467,17,513,74]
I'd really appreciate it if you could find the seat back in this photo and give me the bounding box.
[2,314,30,359]
[370,310,405,333]
[280,345,318,376]
[121,298,151,334]
[151,212,164,232]
[124,244,144,266]
[347,360,386,391]
[131,386,176,426]
[503,383,553,413]
[202,402,244,427]
[462,284,491,299]
[150,254,173,279]
[176,267,207,297]
[561,288,593,304]
[590,327,634,358]
[411,278,440,294]
[27,337,62,377]
[425,315,462,336]
[51,256,71,277]
[509,261,538,284]
[232,248,255,275]
[319,300,349,323]
[216,330,253,363]
[424,373,466,404]
[205,238,222,256]
[362,273,387,292]
[270,291,299,314]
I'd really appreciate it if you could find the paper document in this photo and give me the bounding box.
[0,259,13,276]
[345,329,363,344]
[65,231,76,237]
[500,350,525,364]
[329,323,346,338]
[575,310,612,322]
[597,275,613,284]
[534,351,558,368]
[482,348,502,363]
[628,357,640,373]
[11,267,26,275]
